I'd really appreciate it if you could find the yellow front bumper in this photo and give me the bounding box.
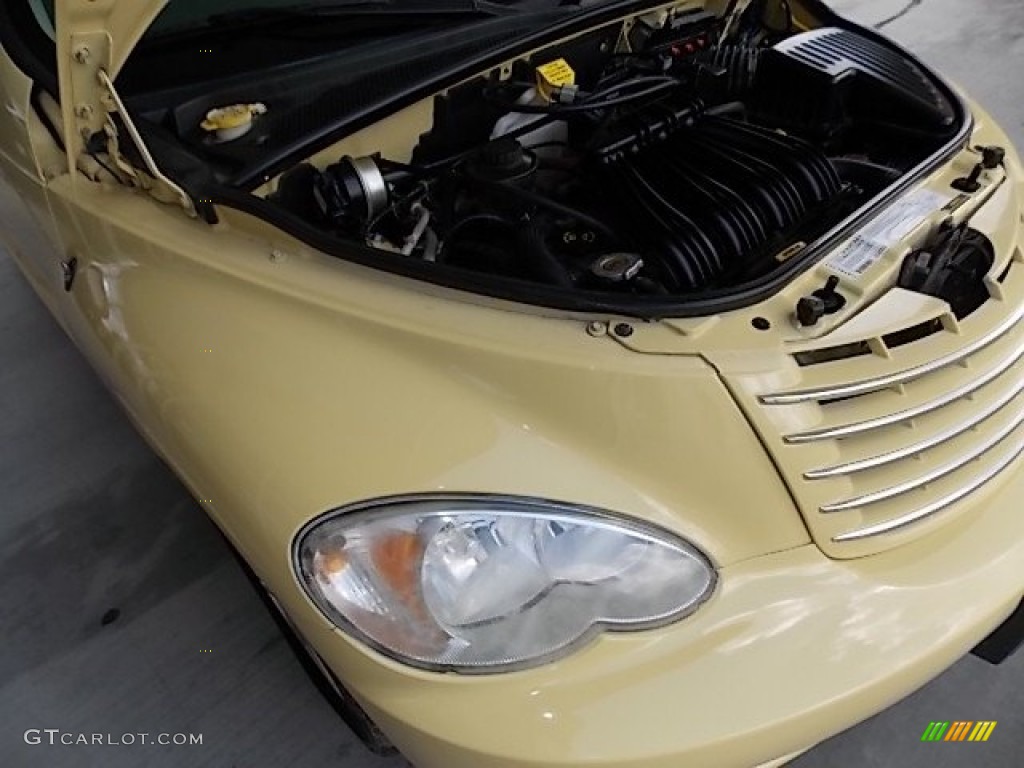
[301,451,1024,768]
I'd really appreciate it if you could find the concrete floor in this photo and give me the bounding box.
[1,1,1022,767]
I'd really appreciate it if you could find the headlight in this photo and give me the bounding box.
[294,495,716,672]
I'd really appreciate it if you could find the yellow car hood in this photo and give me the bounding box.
[56,0,167,80]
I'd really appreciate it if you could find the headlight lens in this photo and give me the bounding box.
[294,496,716,672]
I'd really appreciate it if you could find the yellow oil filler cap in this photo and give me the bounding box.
[535,59,576,102]
[200,103,268,142]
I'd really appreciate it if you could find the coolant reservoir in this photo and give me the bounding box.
[490,88,569,150]
[491,59,574,150]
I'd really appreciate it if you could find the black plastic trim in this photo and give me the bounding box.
[972,598,1024,665]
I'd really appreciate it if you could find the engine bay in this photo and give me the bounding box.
[260,2,963,302]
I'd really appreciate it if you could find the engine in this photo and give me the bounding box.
[270,7,959,299]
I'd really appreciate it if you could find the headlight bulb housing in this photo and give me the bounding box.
[294,495,716,673]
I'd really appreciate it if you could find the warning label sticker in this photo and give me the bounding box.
[827,188,950,278]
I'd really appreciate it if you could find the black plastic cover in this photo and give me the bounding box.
[757,27,955,135]
[973,599,1024,665]
[898,226,995,320]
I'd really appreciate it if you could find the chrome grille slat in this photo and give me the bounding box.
[760,301,1024,405]
[740,228,1024,554]
[820,409,1024,512]
[784,339,1024,444]
[805,382,1024,478]
[832,435,1024,542]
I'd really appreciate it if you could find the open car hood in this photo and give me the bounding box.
[56,1,197,213]
[56,0,168,80]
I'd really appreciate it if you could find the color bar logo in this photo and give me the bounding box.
[921,721,997,742]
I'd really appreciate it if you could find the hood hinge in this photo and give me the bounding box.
[95,70,196,216]
[62,30,195,217]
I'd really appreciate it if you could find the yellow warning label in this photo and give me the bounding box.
[536,59,576,101]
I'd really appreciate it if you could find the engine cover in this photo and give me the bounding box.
[604,117,845,290]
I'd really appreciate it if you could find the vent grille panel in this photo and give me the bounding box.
[733,250,1024,557]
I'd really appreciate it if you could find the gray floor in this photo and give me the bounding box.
[1,1,1022,767]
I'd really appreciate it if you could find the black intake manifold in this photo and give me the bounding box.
[605,117,844,290]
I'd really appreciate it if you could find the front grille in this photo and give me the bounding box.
[727,245,1024,558]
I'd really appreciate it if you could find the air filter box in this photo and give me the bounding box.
[755,28,955,138]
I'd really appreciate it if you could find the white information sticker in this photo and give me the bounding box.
[827,188,950,278]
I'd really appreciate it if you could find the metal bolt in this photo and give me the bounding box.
[269,249,287,263]
[73,46,91,64]
[613,323,634,338]
[586,321,608,337]
[75,104,94,120]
